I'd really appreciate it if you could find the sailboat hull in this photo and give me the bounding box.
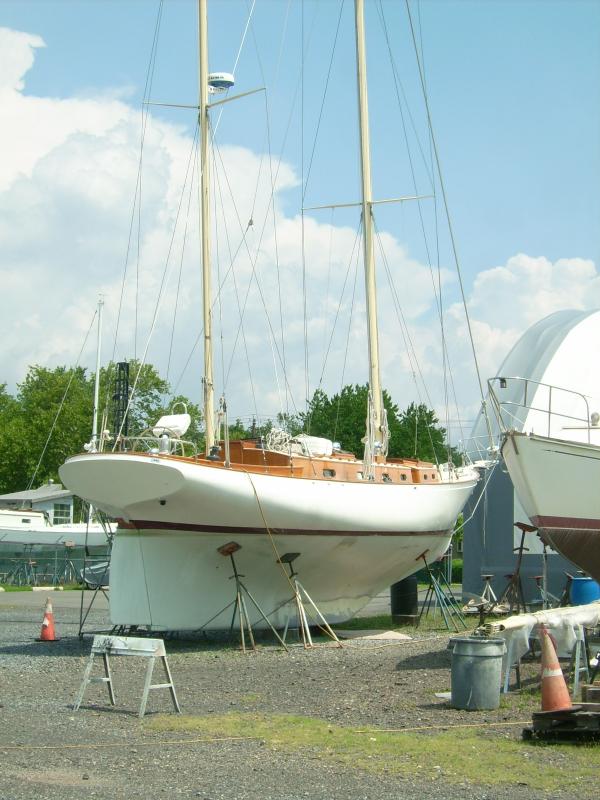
[60,452,477,629]
[502,431,600,582]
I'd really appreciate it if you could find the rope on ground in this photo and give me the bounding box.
[0,736,256,752]
[0,720,532,752]
[354,720,531,733]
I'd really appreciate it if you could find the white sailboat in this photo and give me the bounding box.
[480,311,600,584]
[59,0,480,631]
[0,506,109,550]
[1,298,112,556]
[492,374,600,583]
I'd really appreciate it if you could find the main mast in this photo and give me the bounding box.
[355,0,386,456]
[199,0,215,453]
[91,295,104,451]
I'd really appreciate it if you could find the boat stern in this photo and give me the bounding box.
[59,453,185,520]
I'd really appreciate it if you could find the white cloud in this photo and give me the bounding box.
[468,253,600,329]
[2,26,452,422]
[435,253,600,441]
[453,253,600,377]
[0,27,44,92]
[2,26,597,449]
[0,28,130,193]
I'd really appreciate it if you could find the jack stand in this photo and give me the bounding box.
[472,574,499,625]
[278,553,342,648]
[78,559,111,637]
[533,543,561,609]
[416,551,467,632]
[493,521,533,615]
[480,574,498,605]
[218,542,289,653]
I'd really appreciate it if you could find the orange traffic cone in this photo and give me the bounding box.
[539,624,571,712]
[37,596,59,642]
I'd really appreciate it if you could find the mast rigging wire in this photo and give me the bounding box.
[27,310,97,491]
[167,127,200,382]
[376,0,461,454]
[301,0,346,204]
[209,134,303,418]
[332,233,362,445]
[211,134,263,430]
[404,0,493,447]
[105,0,164,416]
[111,112,202,446]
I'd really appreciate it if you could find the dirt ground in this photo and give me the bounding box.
[0,591,593,800]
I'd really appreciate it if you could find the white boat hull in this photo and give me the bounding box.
[60,452,478,630]
[502,431,600,581]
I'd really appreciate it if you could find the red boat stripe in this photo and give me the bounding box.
[118,519,449,537]
[532,515,600,531]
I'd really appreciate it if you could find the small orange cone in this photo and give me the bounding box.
[37,596,59,642]
[539,624,571,711]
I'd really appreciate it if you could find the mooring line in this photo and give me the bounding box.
[0,720,532,752]
[354,720,531,733]
[0,735,256,752]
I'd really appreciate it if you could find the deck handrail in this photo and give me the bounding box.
[487,376,595,443]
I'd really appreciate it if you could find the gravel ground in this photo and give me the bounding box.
[0,592,591,800]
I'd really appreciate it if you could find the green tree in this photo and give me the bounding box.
[302,384,457,463]
[302,384,368,456]
[95,361,203,447]
[0,383,28,491]
[393,402,459,464]
[0,362,203,494]
[223,412,302,443]
[16,365,93,488]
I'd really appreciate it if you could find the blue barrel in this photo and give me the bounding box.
[570,576,600,605]
[448,636,506,710]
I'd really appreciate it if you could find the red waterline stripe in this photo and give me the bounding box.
[532,515,600,531]
[117,519,449,537]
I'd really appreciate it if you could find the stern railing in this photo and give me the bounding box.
[487,376,597,443]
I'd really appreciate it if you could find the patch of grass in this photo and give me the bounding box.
[238,692,261,705]
[0,585,33,592]
[504,685,542,713]
[334,611,479,634]
[146,711,600,791]
[413,613,479,633]
[0,583,82,592]
[334,614,394,630]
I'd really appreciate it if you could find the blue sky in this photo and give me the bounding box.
[1,0,599,440]
[5,0,598,266]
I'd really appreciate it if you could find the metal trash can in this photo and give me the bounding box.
[448,636,506,711]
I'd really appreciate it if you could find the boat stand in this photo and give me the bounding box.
[78,511,113,637]
[277,553,341,648]
[218,542,289,653]
[416,551,467,632]
[78,566,111,637]
[492,522,533,615]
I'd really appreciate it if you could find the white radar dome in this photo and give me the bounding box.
[208,72,235,94]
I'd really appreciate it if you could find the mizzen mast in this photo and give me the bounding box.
[198,0,215,454]
[354,0,387,457]
[91,295,104,452]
